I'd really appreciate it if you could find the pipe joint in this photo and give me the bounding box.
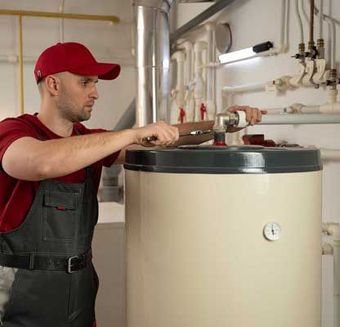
[323,223,340,241]
[322,242,334,255]
[213,112,240,132]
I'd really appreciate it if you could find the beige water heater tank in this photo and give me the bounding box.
[124,145,322,327]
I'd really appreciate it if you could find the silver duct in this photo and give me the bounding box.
[134,0,175,126]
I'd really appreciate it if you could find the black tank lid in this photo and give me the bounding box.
[124,146,322,174]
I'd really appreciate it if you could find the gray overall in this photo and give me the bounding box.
[0,165,99,327]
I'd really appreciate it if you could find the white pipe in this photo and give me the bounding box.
[181,41,193,87]
[193,41,207,120]
[258,113,340,125]
[205,22,217,120]
[295,0,305,43]
[205,22,215,102]
[280,0,289,50]
[318,0,323,39]
[324,17,336,69]
[334,243,340,327]
[322,242,333,255]
[0,55,35,63]
[171,51,186,109]
[301,0,310,23]
[291,100,340,114]
[222,82,267,94]
[181,41,195,121]
[320,149,340,161]
[322,222,340,327]
[0,54,134,66]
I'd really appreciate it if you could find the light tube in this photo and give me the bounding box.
[218,47,256,64]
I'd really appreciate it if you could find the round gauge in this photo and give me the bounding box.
[263,223,281,241]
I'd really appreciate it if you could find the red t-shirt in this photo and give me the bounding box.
[0,114,120,232]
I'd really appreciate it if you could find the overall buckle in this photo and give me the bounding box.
[67,255,80,274]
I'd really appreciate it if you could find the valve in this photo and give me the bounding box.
[200,103,207,120]
[178,107,186,124]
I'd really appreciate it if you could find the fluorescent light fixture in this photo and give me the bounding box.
[219,41,274,65]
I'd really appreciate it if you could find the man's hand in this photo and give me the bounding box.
[227,105,267,126]
[134,121,179,146]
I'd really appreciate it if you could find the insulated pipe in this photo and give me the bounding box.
[279,0,289,52]
[320,149,340,162]
[325,17,336,70]
[193,41,207,120]
[135,0,175,126]
[181,41,195,121]
[171,51,186,111]
[205,23,216,120]
[222,82,267,94]
[323,223,340,327]
[258,113,340,125]
[181,41,193,86]
[334,243,340,327]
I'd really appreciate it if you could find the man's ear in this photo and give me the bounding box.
[44,75,60,95]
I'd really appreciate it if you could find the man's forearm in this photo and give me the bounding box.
[3,129,136,181]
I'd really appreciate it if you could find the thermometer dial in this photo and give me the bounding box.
[263,223,281,241]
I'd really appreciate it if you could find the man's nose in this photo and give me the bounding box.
[90,86,99,100]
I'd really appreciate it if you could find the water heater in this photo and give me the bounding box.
[124,146,322,327]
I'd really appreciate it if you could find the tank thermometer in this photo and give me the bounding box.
[263,223,281,241]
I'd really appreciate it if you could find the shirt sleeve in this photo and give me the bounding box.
[0,118,36,163]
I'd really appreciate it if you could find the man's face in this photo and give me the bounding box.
[56,72,99,123]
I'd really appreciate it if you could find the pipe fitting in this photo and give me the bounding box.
[323,223,340,241]
[322,242,334,255]
[213,112,241,132]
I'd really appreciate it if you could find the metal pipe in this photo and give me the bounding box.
[135,0,175,126]
[18,15,24,115]
[0,9,120,23]
[170,0,238,43]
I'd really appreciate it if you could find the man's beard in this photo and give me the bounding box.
[57,91,90,123]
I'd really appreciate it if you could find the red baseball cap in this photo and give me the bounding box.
[34,42,121,83]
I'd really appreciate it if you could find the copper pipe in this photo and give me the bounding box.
[18,15,24,115]
[0,9,119,23]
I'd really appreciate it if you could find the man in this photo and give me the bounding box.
[0,42,263,327]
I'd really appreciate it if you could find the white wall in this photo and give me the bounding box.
[0,0,135,129]
[175,1,339,326]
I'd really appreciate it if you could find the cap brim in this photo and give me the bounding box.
[70,62,121,80]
